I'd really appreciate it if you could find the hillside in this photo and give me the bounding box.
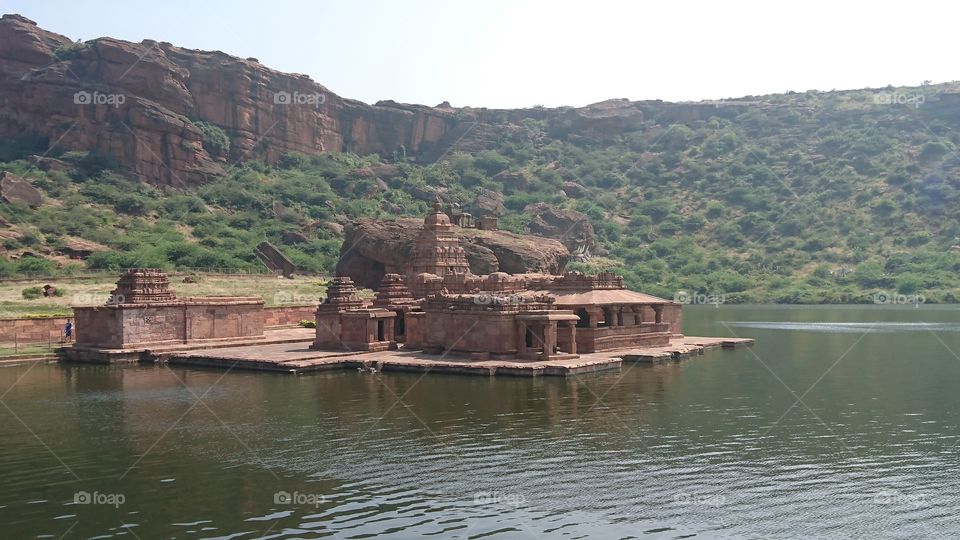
[2,14,960,304]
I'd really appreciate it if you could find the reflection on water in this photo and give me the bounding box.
[2,305,960,538]
[725,321,960,333]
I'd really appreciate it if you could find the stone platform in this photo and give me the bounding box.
[59,328,752,376]
[154,331,751,377]
[618,336,754,363]
[62,328,315,364]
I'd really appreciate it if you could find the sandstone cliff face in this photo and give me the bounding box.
[0,15,690,186]
[0,14,457,185]
[335,218,569,289]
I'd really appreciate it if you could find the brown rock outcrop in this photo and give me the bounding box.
[523,203,596,254]
[335,218,568,289]
[471,188,506,217]
[0,15,708,187]
[0,14,457,186]
[0,171,43,207]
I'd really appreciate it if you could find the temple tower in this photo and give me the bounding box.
[374,273,420,342]
[109,268,177,304]
[311,276,364,349]
[409,197,471,280]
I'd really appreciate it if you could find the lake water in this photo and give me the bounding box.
[3,305,960,539]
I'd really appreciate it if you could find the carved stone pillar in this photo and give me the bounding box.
[587,307,602,328]
[542,322,555,360]
[517,321,527,357]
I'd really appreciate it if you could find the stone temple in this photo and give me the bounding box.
[63,202,750,373]
[313,199,683,361]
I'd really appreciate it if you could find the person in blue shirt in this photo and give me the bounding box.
[64,319,73,342]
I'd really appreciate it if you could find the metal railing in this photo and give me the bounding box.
[0,330,66,357]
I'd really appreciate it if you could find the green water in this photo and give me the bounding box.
[2,305,960,538]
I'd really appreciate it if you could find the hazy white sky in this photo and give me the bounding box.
[3,0,956,108]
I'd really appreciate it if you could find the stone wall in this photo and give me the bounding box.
[574,324,671,353]
[424,311,519,355]
[263,305,316,327]
[0,316,70,344]
[74,298,264,349]
[661,304,683,337]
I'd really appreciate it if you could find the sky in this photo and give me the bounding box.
[2,0,957,109]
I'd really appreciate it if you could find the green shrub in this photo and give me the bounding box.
[194,121,231,155]
[299,320,317,329]
[53,41,89,60]
[16,257,55,276]
[21,286,43,300]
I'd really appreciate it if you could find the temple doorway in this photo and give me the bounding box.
[394,311,405,337]
[575,308,589,328]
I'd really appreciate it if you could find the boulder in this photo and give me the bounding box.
[523,203,596,254]
[493,170,529,191]
[335,218,569,289]
[28,155,71,173]
[381,200,403,214]
[471,188,506,217]
[561,181,588,198]
[59,237,107,259]
[0,171,43,207]
[323,221,345,236]
[280,231,310,245]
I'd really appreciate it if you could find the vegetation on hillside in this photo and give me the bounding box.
[3,83,960,304]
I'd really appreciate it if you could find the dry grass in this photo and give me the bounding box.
[0,275,356,318]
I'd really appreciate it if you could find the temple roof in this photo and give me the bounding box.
[546,288,671,306]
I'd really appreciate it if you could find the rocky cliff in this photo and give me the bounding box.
[336,218,569,289]
[0,14,660,186]
[0,14,458,186]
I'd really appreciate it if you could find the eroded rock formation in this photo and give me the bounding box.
[0,15,664,187]
[0,14,456,186]
[523,203,596,254]
[335,218,569,289]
